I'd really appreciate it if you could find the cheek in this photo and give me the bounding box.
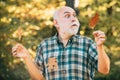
[57,19,71,32]
[59,26,67,32]
[58,22,69,30]
[58,18,70,25]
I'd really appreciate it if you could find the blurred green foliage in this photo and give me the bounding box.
[0,0,120,80]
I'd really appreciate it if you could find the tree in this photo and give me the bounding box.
[0,0,120,80]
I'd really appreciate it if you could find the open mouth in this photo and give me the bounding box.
[72,24,78,27]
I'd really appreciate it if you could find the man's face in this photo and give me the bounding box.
[55,7,80,35]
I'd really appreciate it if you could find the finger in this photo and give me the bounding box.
[12,49,17,53]
[12,48,17,55]
[12,46,17,51]
[95,36,106,42]
[12,45,21,55]
[96,32,105,38]
[93,31,105,37]
[12,47,19,54]
[98,38,106,42]
[93,30,104,34]
[17,44,24,50]
[12,44,20,51]
[93,31,100,37]
[98,34,105,38]
[12,44,23,52]
[97,32,105,37]
[93,31,98,34]
[12,51,17,56]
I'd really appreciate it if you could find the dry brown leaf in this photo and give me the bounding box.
[89,13,99,29]
[46,57,58,72]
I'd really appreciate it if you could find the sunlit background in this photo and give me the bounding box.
[0,0,120,80]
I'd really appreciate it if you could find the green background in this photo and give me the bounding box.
[0,0,120,80]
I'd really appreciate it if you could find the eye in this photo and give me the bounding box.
[73,14,76,17]
[65,14,70,18]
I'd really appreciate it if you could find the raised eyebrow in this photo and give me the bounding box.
[63,11,70,14]
[63,11,76,15]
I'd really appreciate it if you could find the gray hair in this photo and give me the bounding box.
[53,6,74,20]
[53,6,69,20]
[53,9,59,20]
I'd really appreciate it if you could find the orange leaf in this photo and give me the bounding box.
[89,13,99,29]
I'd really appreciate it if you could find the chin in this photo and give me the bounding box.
[67,29,78,36]
[68,32,77,36]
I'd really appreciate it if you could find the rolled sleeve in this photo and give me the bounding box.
[34,44,45,76]
[88,41,98,71]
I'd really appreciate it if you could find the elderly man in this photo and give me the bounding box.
[12,6,110,80]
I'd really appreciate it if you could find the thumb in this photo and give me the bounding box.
[93,31,98,37]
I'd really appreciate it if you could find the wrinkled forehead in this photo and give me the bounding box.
[53,6,76,20]
[58,7,76,16]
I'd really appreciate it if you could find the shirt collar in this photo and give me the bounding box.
[54,33,78,44]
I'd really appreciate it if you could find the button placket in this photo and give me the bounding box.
[62,70,66,79]
[61,48,67,78]
[62,70,66,74]
[62,48,66,65]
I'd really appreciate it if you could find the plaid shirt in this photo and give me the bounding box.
[35,34,98,80]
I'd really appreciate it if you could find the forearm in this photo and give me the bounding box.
[12,44,45,80]
[97,45,110,74]
[23,55,45,80]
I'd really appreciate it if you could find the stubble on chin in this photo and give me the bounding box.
[68,27,78,35]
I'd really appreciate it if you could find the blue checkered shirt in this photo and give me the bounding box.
[35,34,98,80]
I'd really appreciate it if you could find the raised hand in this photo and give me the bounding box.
[12,43,29,58]
[93,30,106,46]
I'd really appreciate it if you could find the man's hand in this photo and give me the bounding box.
[94,31,110,74]
[93,30,106,46]
[12,44,45,80]
[12,43,29,58]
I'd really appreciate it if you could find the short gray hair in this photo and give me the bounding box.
[53,9,59,20]
[53,6,68,20]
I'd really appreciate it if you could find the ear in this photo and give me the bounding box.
[53,19,59,28]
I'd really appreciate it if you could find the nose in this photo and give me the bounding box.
[71,16,76,22]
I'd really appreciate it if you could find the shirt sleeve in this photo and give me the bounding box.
[88,40,98,71]
[34,43,45,76]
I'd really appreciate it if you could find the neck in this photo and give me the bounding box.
[58,32,73,47]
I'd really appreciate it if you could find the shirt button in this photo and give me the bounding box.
[62,56,66,61]
[62,70,66,74]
